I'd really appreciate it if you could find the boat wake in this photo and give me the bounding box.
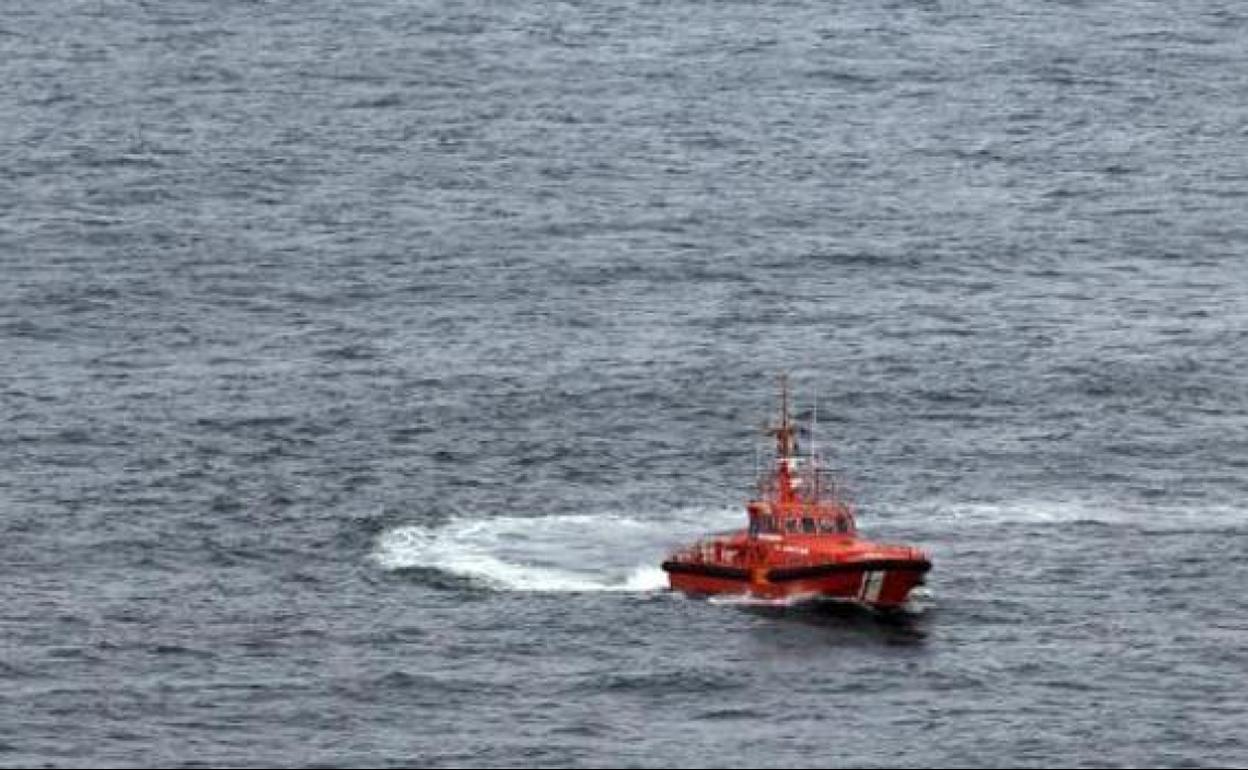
[374,508,738,593]
[374,496,1239,595]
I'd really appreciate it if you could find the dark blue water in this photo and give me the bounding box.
[4,1,1247,766]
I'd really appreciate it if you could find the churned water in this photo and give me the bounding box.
[3,0,1247,766]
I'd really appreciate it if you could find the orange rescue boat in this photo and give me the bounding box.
[661,376,931,610]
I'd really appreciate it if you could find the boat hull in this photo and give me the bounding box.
[663,558,930,609]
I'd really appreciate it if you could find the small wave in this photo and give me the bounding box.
[880,499,1247,534]
[956,500,1244,533]
[373,508,737,593]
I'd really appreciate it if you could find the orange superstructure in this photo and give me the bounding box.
[661,376,931,610]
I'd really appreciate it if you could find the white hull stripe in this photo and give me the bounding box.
[858,571,887,603]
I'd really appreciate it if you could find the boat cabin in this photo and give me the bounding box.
[746,503,857,537]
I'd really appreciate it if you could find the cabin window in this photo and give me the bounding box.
[802,517,816,534]
[836,517,850,533]
[818,519,836,534]
[785,519,799,533]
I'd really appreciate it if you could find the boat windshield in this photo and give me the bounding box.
[750,513,853,535]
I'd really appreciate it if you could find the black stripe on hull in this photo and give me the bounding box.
[662,559,931,584]
[766,559,931,583]
[660,561,750,581]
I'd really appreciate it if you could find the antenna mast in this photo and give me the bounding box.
[811,391,818,499]
[776,373,795,458]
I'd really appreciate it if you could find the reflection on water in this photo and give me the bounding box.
[741,598,931,646]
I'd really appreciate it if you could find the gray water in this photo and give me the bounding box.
[3,0,1248,766]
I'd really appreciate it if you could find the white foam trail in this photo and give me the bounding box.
[621,565,669,592]
[707,592,824,608]
[374,508,738,593]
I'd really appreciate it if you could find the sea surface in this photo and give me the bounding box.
[3,1,1248,767]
